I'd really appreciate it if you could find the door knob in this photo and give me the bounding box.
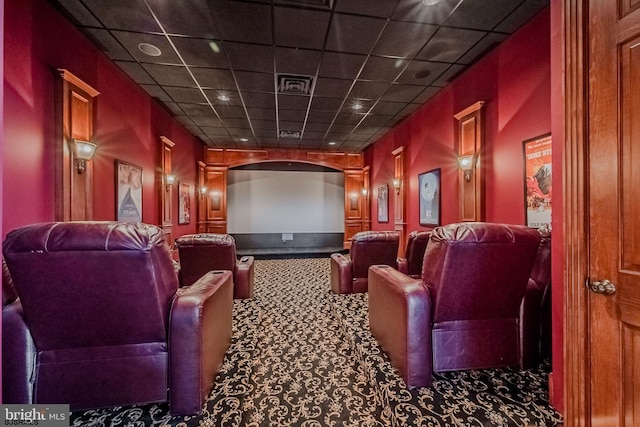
[589,279,617,295]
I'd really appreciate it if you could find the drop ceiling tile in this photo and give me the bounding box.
[416,27,486,63]
[495,0,548,33]
[382,84,425,103]
[251,119,277,130]
[307,111,336,123]
[330,123,357,133]
[242,92,276,109]
[371,101,405,116]
[325,14,386,55]
[139,84,171,101]
[325,133,349,141]
[279,121,304,131]
[375,127,393,136]
[211,1,272,44]
[373,20,438,59]
[334,113,364,125]
[142,64,195,87]
[274,7,331,50]
[179,103,216,117]
[353,126,381,135]
[458,32,507,64]
[221,117,250,128]
[202,127,231,137]
[359,56,407,82]
[81,0,159,32]
[255,129,278,138]
[314,78,353,99]
[215,105,247,118]
[115,61,155,84]
[56,0,103,26]
[392,0,460,25]
[318,52,367,79]
[192,68,237,90]
[278,95,311,111]
[112,31,181,64]
[304,122,330,133]
[164,86,207,103]
[225,42,274,73]
[176,115,195,126]
[444,0,520,31]
[191,116,223,127]
[148,0,218,38]
[334,0,399,18]
[85,29,133,61]
[344,133,370,142]
[349,81,391,100]
[227,127,251,136]
[432,64,465,87]
[302,131,326,140]
[278,109,306,122]
[247,107,276,121]
[204,90,244,106]
[413,86,441,104]
[396,60,449,85]
[398,103,421,117]
[310,97,344,112]
[360,115,393,127]
[161,102,185,115]
[235,71,275,92]
[171,37,229,68]
[275,47,322,76]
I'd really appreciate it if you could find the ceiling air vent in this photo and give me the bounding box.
[279,130,302,139]
[277,74,314,96]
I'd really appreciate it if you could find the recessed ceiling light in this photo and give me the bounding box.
[209,41,221,54]
[352,101,364,111]
[414,69,431,79]
[240,138,249,142]
[328,141,337,146]
[137,42,162,57]
[421,0,441,5]
[218,93,230,102]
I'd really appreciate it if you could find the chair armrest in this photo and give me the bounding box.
[368,265,433,388]
[234,256,255,299]
[330,253,353,294]
[396,257,409,275]
[2,300,36,404]
[169,270,233,416]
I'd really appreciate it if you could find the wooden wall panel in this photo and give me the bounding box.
[160,136,175,244]
[204,166,228,233]
[455,101,485,222]
[392,147,406,258]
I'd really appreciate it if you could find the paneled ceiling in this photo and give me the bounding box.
[52,0,548,152]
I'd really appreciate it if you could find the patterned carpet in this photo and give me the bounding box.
[70,257,562,427]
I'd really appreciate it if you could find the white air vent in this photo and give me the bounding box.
[277,74,314,96]
[279,130,302,139]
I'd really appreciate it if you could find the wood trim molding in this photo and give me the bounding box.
[453,100,484,120]
[58,69,100,98]
[455,101,485,222]
[563,0,590,425]
[392,146,407,258]
[160,136,175,243]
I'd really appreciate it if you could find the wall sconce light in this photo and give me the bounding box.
[73,139,97,174]
[458,154,475,182]
[165,173,176,191]
[361,188,368,197]
[392,179,401,194]
[200,186,208,198]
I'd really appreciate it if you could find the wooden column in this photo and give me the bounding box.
[196,161,207,233]
[203,165,228,233]
[362,165,371,231]
[160,136,175,244]
[392,146,407,258]
[55,69,100,221]
[454,101,485,222]
[344,169,365,247]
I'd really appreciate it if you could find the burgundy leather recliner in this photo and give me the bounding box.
[368,222,541,388]
[330,231,399,294]
[2,222,234,415]
[396,230,431,278]
[175,233,254,299]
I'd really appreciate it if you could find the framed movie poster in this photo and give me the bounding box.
[115,160,143,222]
[377,185,389,223]
[178,182,191,225]
[523,133,552,228]
[418,169,441,226]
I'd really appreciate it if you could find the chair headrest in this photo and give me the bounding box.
[175,233,235,248]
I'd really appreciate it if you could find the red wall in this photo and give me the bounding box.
[365,7,551,232]
[2,0,203,239]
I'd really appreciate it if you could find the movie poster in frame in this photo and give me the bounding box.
[523,133,552,228]
[418,168,441,227]
[178,182,191,225]
[116,160,143,222]
[377,185,389,223]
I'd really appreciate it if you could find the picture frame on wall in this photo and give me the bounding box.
[523,133,552,229]
[418,168,441,227]
[178,182,191,225]
[115,159,143,222]
[377,185,389,223]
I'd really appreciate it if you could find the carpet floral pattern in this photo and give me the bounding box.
[71,257,562,427]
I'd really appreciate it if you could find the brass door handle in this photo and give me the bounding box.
[589,279,617,295]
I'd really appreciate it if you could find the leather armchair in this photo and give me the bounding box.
[520,231,552,364]
[2,222,233,415]
[175,233,254,299]
[368,222,540,388]
[396,231,431,278]
[330,231,399,294]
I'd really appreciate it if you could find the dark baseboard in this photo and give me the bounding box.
[232,232,346,258]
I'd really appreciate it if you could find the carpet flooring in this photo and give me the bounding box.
[70,257,563,427]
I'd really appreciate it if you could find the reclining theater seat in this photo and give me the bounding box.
[368,222,541,388]
[330,231,399,294]
[175,233,254,299]
[396,230,431,278]
[2,222,234,415]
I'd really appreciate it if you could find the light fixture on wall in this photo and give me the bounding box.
[392,179,401,194]
[458,154,475,182]
[361,188,368,196]
[165,173,176,191]
[73,139,97,174]
[200,186,208,198]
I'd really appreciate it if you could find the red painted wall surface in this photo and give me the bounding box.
[365,8,551,232]
[2,0,203,239]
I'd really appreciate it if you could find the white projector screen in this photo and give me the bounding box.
[227,169,345,233]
